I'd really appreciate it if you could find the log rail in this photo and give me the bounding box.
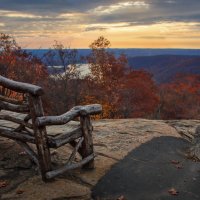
[0,75,43,96]
[36,104,102,126]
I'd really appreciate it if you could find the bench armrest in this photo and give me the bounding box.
[36,104,102,127]
[0,76,43,96]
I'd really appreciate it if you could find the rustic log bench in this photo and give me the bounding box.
[0,75,102,182]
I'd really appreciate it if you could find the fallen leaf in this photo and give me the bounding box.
[168,188,179,195]
[176,164,183,169]
[16,189,24,194]
[19,151,26,155]
[117,195,126,200]
[170,160,180,165]
[0,181,8,188]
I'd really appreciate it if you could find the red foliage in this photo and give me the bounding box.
[1,34,198,120]
[0,33,49,110]
[158,74,200,119]
[119,70,159,118]
[83,36,159,118]
[0,33,48,85]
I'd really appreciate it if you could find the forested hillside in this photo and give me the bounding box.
[128,55,200,83]
[1,33,200,120]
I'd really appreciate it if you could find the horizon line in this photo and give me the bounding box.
[24,47,200,50]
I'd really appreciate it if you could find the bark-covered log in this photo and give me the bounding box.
[0,101,29,113]
[80,115,94,169]
[67,137,84,164]
[0,127,35,143]
[0,115,33,129]
[16,140,39,166]
[24,114,31,122]
[29,95,51,182]
[48,127,82,148]
[73,104,102,116]
[45,153,95,179]
[36,109,80,127]
[0,76,44,96]
[36,104,102,127]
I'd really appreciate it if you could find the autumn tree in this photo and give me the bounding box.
[84,36,159,118]
[43,41,84,114]
[0,33,48,84]
[119,70,159,118]
[0,33,86,114]
[158,75,200,160]
[84,36,127,118]
[0,33,49,106]
[158,74,200,119]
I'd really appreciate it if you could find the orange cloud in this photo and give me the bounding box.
[15,22,200,49]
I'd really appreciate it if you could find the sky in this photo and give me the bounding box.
[0,0,200,49]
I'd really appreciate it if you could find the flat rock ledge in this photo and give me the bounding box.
[0,119,199,200]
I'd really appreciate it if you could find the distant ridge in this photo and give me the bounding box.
[26,49,200,84]
[26,48,200,59]
[128,55,200,83]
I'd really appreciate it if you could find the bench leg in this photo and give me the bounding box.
[29,95,52,181]
[34,127,52,181]
[80,115,94,169]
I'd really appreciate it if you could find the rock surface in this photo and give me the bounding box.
[0,119,199,200]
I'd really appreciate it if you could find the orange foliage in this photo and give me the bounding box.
[0,33,49,110]
[119,70,159,118]
[83,36,159,118]
[158,74,200,119]
[0,33,48,85]
[1,34,198,120]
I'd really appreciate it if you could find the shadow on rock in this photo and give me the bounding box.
[92,136,200,200]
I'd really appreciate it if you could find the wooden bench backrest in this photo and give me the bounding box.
[0,75,103,182]
[0,76,52,181]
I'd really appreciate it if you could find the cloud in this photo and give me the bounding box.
[84,27,107,32]
[0,0,113,14]
[138,36,166,39]
[1,0,200,27]
[87,0,200,25]
[89,1,149,15]
[0,0,199,22]
[0,10,43,18]
[0,0,200,48]
[165,0,176,3]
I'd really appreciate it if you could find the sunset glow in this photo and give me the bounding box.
[0,0,200,48]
